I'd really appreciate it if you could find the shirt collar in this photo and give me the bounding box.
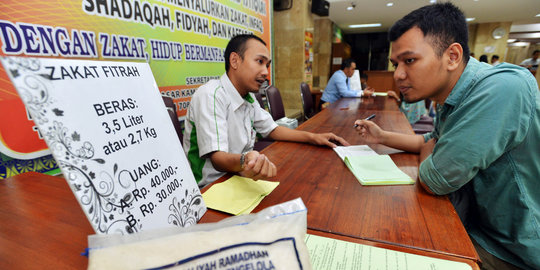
[443,58,481,107]
[220,73,255,110]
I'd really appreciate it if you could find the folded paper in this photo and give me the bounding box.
[202,176,279,215]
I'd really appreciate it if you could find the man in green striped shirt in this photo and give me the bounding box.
[183,34,348,187]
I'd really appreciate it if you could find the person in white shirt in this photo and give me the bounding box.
[183,34,349,187]
[491,55,500,66]
[519,50,539,75]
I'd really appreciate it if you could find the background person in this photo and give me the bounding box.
[386,90,427,125]
[490,55,500,66]
[479,54,488,63]
[520,49,539,75]
[320,59,374,108]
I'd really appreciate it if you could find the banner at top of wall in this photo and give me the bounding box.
[0,0,272,178]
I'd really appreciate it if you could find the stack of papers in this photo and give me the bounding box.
[202,176,279,215]
[334,145,414,185]
[305,234,472,270]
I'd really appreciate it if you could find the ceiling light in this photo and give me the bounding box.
[347,2,355,10]
[466,18,475,22]
[536,14,540,17]
[349,23,382,28]
[430,0,436,3]
[507,39,517,43]
[387,3,393,7]
[508,42,530,47]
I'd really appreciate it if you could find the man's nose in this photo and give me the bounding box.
[394,64,406,81]
[261,67,269,77]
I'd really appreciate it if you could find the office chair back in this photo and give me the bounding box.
[161,96,184,144]
[254,92,265,109]
[265,85,285,121]
[300,82,314,119]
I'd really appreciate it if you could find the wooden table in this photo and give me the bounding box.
[201,96,479,263]
[0,96,478,268]
[0,172,94,269]
[0,170,478,269]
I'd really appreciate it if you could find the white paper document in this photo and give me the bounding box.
[305,234,472,270]
[333,145,378,161]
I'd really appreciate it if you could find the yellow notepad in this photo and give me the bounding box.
[202,176,279,215]
[343,155,414,185]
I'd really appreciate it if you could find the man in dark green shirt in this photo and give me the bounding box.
[354,3,540,270]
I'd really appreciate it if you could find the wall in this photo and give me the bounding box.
[313,18,333,91]
[470,22,512,62]
[273,0,315,113]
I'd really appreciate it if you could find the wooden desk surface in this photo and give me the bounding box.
[0,96,477,268]
[0,172,94,269]
[201,97,479,263]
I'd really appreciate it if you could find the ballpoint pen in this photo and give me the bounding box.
[354,114,376,128]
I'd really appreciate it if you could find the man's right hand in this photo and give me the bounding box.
[354,119,386,144]
[363,87,375,97]
[387,90,400,101]
[239,151,277,180]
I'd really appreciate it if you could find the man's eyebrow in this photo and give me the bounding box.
[390,51,416,62]
[257,54,270,61]
[395,51,416,59]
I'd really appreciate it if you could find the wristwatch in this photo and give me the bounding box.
[240,152,246,169]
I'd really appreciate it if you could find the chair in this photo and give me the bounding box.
[265,85,285,121]
[300,82,314,120]
[253,91,274,151]
[254,92,265,109]
[161,96,184,144]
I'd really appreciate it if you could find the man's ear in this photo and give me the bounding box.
[230,52,240,70]
[446,43,463,71]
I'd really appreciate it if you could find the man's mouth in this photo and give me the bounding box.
[256,78,266,85]
[399,86,411,94]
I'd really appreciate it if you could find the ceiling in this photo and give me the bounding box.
[326,0,540,44]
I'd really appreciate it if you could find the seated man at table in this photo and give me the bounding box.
[354,3,539,270]
[320,59,374,107]
[183,34,348,188]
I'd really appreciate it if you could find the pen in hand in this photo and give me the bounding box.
[354,114,376,128]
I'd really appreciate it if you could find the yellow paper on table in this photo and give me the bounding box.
[202,176,279,215]
[344,155,414,185]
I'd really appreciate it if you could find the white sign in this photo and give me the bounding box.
[1,57,206,234]
[350,70,362,91]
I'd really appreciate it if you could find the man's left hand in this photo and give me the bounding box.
[311,133,350,148]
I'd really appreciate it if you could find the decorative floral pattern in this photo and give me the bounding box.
[168,187,204,227]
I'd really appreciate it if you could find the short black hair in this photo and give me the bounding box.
[479,55,488,63]
[224,34,267,72]
[492,55,499,60]
[388,2,470,63]
[533,50,540,55]
[341,58,355,70]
